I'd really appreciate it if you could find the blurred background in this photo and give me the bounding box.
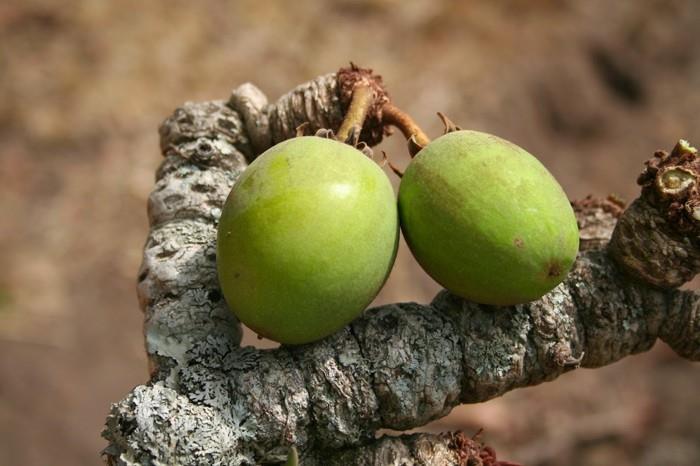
[1,0,699,465]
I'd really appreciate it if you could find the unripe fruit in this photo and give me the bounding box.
[217,136,399,344]
[398,130,579,306]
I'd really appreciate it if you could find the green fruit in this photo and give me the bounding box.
[398,130,579,306]
[217,136,399,344]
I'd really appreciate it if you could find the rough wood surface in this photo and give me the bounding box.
[609,141,700,288]
[102,73,699,465]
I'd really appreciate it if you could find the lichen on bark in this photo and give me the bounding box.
[102,71,699,466]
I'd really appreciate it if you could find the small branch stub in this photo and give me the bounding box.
[609,140,700,288]
[642,140,700,233]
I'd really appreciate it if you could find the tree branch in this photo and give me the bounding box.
[103,72,699,465]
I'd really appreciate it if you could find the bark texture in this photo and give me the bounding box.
[102,72,699,465]
[609,140,700,287]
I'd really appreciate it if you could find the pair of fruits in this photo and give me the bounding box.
[217,131,579,344]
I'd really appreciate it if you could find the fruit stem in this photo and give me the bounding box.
[381,103,431,156]
[336,84,374,144]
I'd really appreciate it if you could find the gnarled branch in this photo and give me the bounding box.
[102,70,699,465]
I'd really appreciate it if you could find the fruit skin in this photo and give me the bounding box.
[217,136,398,344]
[398,130,579,306]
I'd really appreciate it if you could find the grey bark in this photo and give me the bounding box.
[102,73,699,466]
